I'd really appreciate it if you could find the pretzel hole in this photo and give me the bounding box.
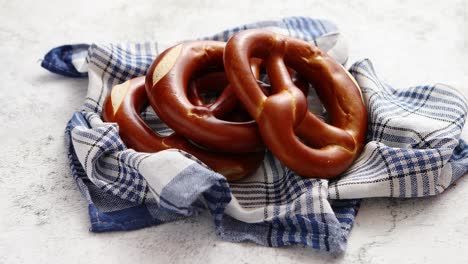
[256,73,273,96]
[306,85,329,123]
[188,71,227,105]
[223,105,253,122]
[186,71,255,122]
[140,106,175,137]
[196,89,222,105]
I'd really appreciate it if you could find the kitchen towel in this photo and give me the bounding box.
[41,16,468,253]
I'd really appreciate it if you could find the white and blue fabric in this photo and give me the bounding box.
[41,17,468,253]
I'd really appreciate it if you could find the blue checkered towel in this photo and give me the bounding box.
[41,17,468,253]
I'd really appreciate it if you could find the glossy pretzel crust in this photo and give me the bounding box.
[224,29,367,179]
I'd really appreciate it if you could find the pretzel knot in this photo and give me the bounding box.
[102,76,264,181]
[224,29,368,178]
[145,41,263,153]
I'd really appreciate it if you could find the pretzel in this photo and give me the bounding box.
[145,41,263,153]
[102,76,264,181]
[224,29,367,179]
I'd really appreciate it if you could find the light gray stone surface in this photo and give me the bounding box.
[0,0,467,263]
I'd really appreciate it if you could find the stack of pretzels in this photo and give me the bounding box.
[102,29,367,182]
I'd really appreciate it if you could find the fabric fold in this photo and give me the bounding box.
[329,59,468,199]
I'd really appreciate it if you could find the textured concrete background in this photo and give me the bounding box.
[0,0,467,263]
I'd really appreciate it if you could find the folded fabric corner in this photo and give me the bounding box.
[41,44,90,78]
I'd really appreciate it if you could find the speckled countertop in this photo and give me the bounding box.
[1,0,467,263]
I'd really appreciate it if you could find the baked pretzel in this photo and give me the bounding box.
[224,29,367,179]
[145,41,263,153]
[102,76,264,181]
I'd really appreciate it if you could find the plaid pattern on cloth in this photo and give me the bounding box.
[41,17,468,253]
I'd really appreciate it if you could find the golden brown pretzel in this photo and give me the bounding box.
[102,76,264,181]
[224,29,367,179]
[145,41,263,153]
